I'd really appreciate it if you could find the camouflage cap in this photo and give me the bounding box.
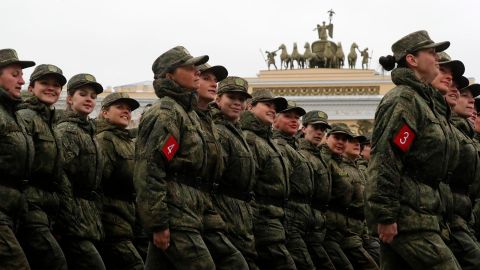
[392,30,449,62]
[101,92,140,111]
[197,63,228,82]
[67,73,103,94]
[328,122,353,138]
[460,83,480,98]
[454,75,470,90]
[279,100,306,116]
[437,52,465,78]
[217,76,252,98]
[152,46,209,79]
[302,110,331,128]
[361,133,372,145]
[0,48,35,69]
[30,64,67,86]
[250,89,287,112]
[350,131,367,143]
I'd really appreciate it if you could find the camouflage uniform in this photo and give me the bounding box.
[135,46,247,270]
[240,90,296,270]
[365,31,460,270]
[55,74,105,270]
[95,93,144,270]
[16,64,68,270]
[211,77,259,270]
[0,48,35,270]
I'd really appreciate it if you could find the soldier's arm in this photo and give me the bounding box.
[365,94,416,225]
[134,108,178,233]
[96,134,116,190]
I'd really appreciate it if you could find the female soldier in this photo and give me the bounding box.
[17,64,68,270]
[96,92,144,270]
[0,48,35,270]
[134,46,247,270]
[55,73,105,270]
[366,30,460,269]
[210,76,259,269]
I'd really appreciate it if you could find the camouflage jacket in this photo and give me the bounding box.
[298,138,331,210]
[211,104,255,196]
[366,67,459,233]
[17,95,67,226]
[134,78,213,232]
[240,111,289,218]
[449,116,480,230]
[272,130,314,202]
[0,87,33,226]
[55,110,104,240]
[96,119,136,239]
[342,156,367,221]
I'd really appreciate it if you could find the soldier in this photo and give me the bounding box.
[321,123,377,270]
[273,104,336,270]
[431,52,468,108]
[96,92,144,270]
[367,30,460,269]
[0,48,35,270]
[240,90,296,270]
[196,63,228,110]
[55,73,105,270]
[298,111,336,270]
[135,46,247,270]
[16,64,68,270]
[210,76,259,269]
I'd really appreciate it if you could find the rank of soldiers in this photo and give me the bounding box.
[1,29,480,270]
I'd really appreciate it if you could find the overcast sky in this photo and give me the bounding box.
[4,0,480,88]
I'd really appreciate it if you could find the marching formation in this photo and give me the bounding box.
[1,29,480,270]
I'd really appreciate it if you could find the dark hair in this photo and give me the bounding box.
[379,55,396,71]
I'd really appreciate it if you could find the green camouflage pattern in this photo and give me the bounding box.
[67,73,103,94]
[197,63,228,82]
[101,92,139,110]
[96,119,137,240]
[391,30,449,61]
[302,110,330,127]
[151,46,208,78]
[217,76,251,97]
[55,110,104,241]
[250,89,288,112]
[0,48,35,69]
[98,240,144,270]
[29,64,67,86]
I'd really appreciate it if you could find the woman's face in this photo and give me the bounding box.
[303,123,327,146]
[67,87,97,116]
[431,65,452,95]
[454,89,475,118]
[28,75,62,106]
[274,111,301,136]
[408,48,439,84]
[249,101,276,125]
[166,64,200,90]
[326,133,348,155]
[0,64,25,99]
[102,102,132,128]
[345,138,361,159]
[197,71,218,104]
[215,92,246,122]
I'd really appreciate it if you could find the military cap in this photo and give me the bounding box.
[217,76,252,98]
[350,131,367,143]
[475,98,480,112]
[101,92,140,111]
[250,89,287,112]
[30,64,67,86]
[328,122,353,138]
[152,46,209,79]
[392,30,449,62]
[361,133,372,145]
[454,75,470,90]
[437,52,465,79]
[460,83,480,98]
[0,48,35,69]
[302,110,331,128]
[197,63,228,82]
[279,100,306,116]
[67,73,103,94]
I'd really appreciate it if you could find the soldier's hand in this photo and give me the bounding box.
[377,223,397,244]
[153,229,171,251]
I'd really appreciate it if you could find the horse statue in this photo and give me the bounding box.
[348,42,359,69]
[323,42,335,68]
[291,43,305,69]
[303,42,316,68]
[335,42,345,68]
[279,44,293,70]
